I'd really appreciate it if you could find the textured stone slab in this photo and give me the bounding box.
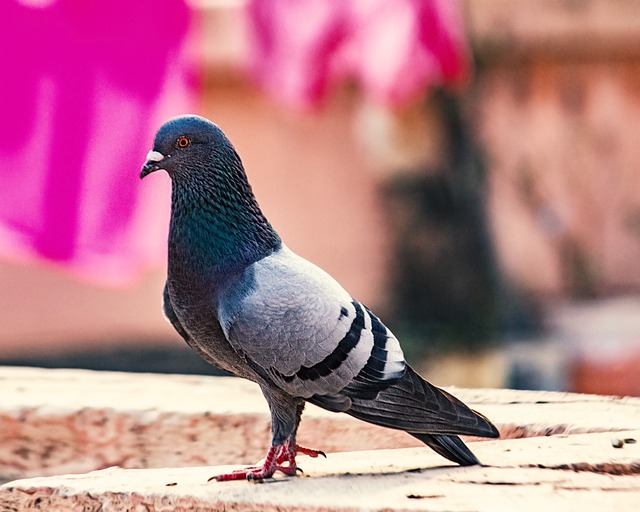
[2,430,639,512]
[1,367,640,483]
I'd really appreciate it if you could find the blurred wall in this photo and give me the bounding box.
[2,1,640,389]
[467,0,640,298]
[466,0,640,394]
[0,2,388,359]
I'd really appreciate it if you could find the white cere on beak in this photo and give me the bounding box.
[146,150,165,162]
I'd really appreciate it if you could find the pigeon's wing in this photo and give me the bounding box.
[218,246,406,398]
[218,246,500,466]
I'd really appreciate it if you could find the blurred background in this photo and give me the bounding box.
[1,0,640,396]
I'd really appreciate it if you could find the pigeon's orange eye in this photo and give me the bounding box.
[177,136,190,148]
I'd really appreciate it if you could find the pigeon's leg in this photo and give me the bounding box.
[275,403,326,465]
[210,387,306,482]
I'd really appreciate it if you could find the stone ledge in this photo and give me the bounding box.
[2,430,639,511]
[1,367,640,510]
[1,366,640,484]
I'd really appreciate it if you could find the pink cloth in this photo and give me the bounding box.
[245,0,468,109]
[0,0,195,285]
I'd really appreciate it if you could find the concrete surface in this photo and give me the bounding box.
[1,431,639,511]
[0,367,639,510]
[1,367,640,483]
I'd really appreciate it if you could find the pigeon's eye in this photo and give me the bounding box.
[177,136,190,148]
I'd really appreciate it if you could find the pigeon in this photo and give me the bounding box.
[140,115,499,481]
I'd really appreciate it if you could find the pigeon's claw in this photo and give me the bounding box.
[211,467,262,482]
[275,442,326,465]
[209,444,299,482]
[295,445,327,459]
[210,441,327,482]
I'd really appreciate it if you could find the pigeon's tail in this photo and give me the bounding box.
[338,366,499,465]
[411,433,479,466]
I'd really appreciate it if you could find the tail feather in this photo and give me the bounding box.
[345,366,499,439]
[320,365,499,466]
[411,433,480,466]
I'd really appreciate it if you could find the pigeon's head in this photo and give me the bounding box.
[140,115,281,266]
[140,115,237,180]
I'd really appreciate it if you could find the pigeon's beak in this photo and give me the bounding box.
[140,150,166,179]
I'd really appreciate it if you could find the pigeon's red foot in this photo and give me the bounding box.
[276,443,326,465]
[209,441,326,482]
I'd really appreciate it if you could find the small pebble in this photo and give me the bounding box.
[611,438,624,448]
[624,438,636,444]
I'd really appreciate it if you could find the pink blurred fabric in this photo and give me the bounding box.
[0,0,195,285]
[245,0,468,109]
